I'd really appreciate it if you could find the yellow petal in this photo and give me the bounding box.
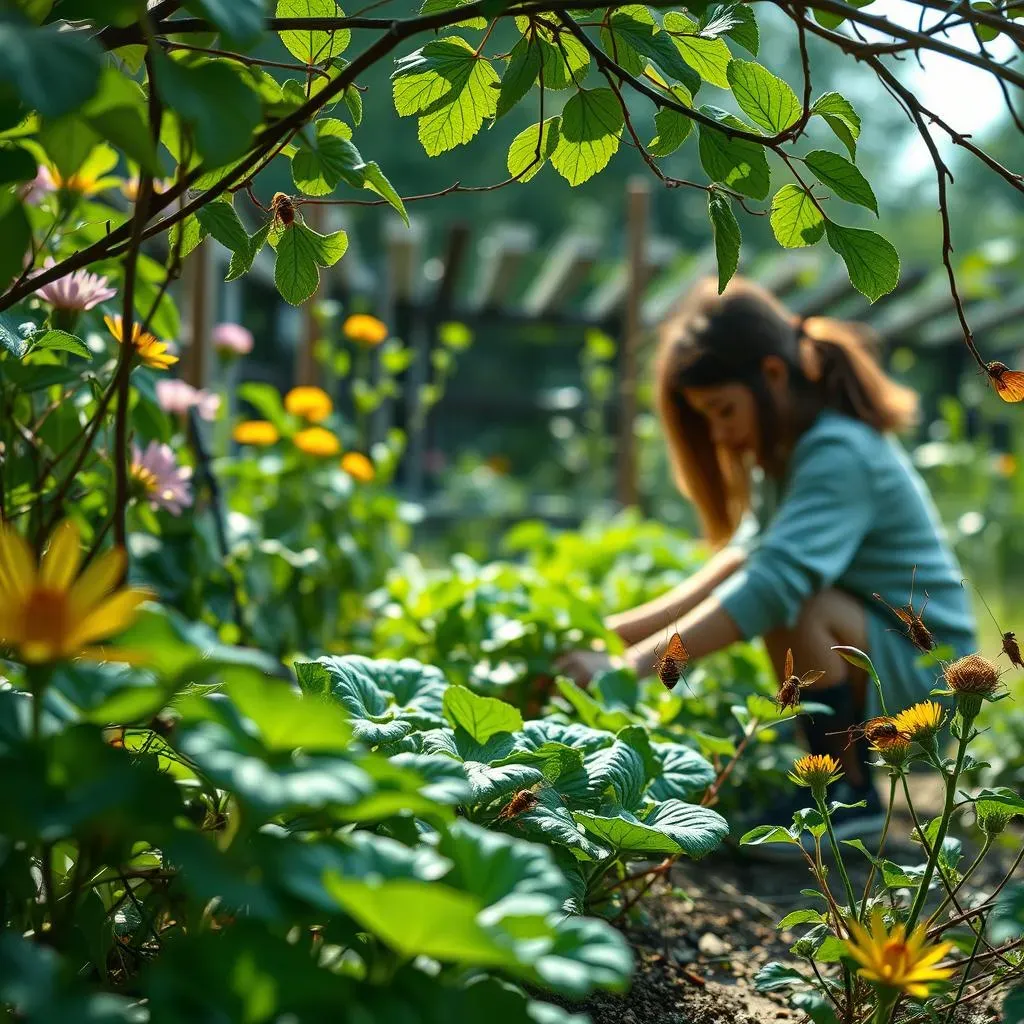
[904,983,929,999]
[39,520,82,590]
[68,547,127,618]
[65,589,149,649]
[76,645,151,667]
[913,943,952,970]
[0,525,36,601]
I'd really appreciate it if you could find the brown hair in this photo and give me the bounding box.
[655,275,918,547]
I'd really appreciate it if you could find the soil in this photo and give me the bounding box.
[566,777,1020,1024]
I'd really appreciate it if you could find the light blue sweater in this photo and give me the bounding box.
[713,411,976,711]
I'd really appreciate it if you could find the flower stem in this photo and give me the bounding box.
[872,988,898,1024]
[859,774,898,921]
[905,722,971,930]
[816,793,858,916]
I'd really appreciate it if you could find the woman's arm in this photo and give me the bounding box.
[624,595,741,677]
[606,545,746,646]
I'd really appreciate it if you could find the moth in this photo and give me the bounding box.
[654,631,690,691]
[828,716,912,751]
[774,647,825,712]
[874,567,935,654]
[986,361,1024,403]
[962,578,1023,670]
[495,781,550,823]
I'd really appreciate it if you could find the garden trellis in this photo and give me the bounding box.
[177,175,1024,516]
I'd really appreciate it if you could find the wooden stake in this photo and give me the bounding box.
[617,176,649,507]
[183,239,211,388]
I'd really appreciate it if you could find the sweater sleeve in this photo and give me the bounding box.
[712,428,875,639]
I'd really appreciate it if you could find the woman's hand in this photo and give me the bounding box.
[554,649,624,687]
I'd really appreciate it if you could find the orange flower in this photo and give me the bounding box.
[233,420,279,446]
[343,314,388,346]
[340,452,375,482]
[294,427,340,456]
[285,386,333,423]
[104,314,178,371]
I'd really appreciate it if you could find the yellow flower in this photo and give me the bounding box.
[844,912,953,998]
[232,420,279,447]
[294,427,340,456]
[340,451,375,482]
[343,313,388,346]
[104,314,178,371]
[0,520,149,664]
[284,386,333,423]
[996,453,1017,477]
[893,701,944,741]
[789,753,843,791]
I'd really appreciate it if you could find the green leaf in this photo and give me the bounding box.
[291,117,360,196]
[0,204,30,290]
[536,34,590,90]
[605,9,702,95]
[1003,987,1024,1024]
[664,11,733,89]
[697,106,770,199]
[574,810,681,855]
[274,224,321,305]
[804,149,878,214]
[294,661,332,699]
[277,0,350,64]
[777,908,827,929]
[739,824,799,845]
[0,143,35,186]
[726,59,801,133]
[169,215,209,261]
[326,876,512,965]
[80,69,160,175]
[305,224,348,267]
[813,936,846,963]
[0,12,102,119]
[754,961,810,992]
[157,55,261,168]
[362,161,408,225]
[343,83,362,124]
[38,116,100,179]
[392,37,498,156]
[824,221,900,302]
[812,93,861,161]
[496,36,540,120]
[647,742,715,800]
[770,184,824,248]
[507,116,560,183]
[708,190,741,291]
[530,915,634,997]
[0,313,29,359]
[583,738,646,808]
[420,0,487,30]
[196,199,250,254]
[551,88,623,187]
[31,330,91,360]
[226,222,271,282]
[641,799,729,858]
[443,685,523,744]
[720,4,759,55]
[648,100,692,157]
[184,0,266,46]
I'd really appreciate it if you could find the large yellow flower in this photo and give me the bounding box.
[104,315,178,371]
[0,520,149,664]
[844,912,953,998]
[233,421,279,446]
[285,386,333,423]
[294,427,340,456]
[343,313,388,346]
[893,701,944,741]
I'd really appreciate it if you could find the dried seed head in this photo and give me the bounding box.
[943,653,1001,696]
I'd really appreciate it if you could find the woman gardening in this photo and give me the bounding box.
[560,276,977,838]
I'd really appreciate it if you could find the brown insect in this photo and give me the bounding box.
[495,781,548,822]
[963,578,1023,670]
[774,647,825,712]
[828,716,912,751]
[874,567,935,654]
[271,191,297,228]
[985,361,1024,403]
[654,631,690,690]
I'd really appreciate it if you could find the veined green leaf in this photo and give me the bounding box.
[277,0,350,65]
[726,59,801,133]
[507,116,560,182]
[697,106,770,199]
[664,11,733,89]
[496,35,540,120]
[769,184,824,248]
[551,88,623,187]
[824,220,899,301]
[708,190,741,291]
[442,685,523,745]
[804,149,878,214]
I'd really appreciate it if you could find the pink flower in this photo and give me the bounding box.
[21,166,57,205]
[155,379,221,422]
[32,258,117,311]
[130,441,193,516]
[212,322,254,356]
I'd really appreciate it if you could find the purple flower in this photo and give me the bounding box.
[33,258,117,311]
[21,166,57,205]
[155,378,221,422]
[130,442,193,516]
[212,322,254,356]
